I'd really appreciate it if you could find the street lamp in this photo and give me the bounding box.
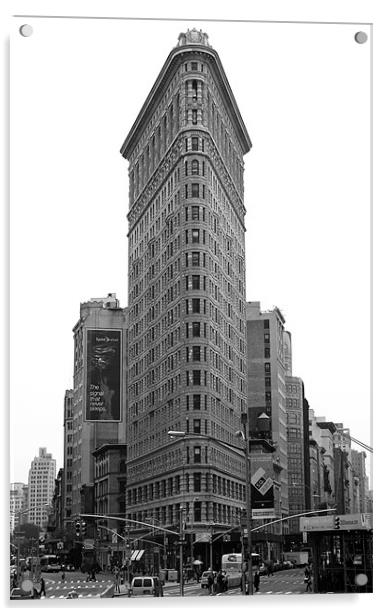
[179,506,185,597]
[235,416,253,596]
[190,497,199,576]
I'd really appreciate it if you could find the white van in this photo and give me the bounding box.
[129,576,164,597]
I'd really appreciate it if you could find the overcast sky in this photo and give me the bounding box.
[10,16,371,484]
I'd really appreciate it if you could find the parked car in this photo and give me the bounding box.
[128,576,164,597]
[200,570,214,589]
[10,587,39,600]
[283,560,294,569]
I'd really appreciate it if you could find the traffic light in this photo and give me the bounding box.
[334,516,341,530]
[75,520,81,537]
[81,520,87,537]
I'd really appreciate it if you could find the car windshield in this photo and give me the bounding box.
[133,579,142,587]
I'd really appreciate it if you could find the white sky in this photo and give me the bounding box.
[10,13,372,488]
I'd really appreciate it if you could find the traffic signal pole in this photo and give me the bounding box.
[179,507,184,597]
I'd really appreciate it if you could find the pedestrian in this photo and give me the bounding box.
[216,570,224,593]
[39,577,46,597]
[254,570,260,592]
[115,570,121,593]
[61,571,66,583]
[304,566,312,592]
[266,560,274,576]
[207,570,214,595]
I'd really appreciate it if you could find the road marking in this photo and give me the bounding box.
[266,591,273,594]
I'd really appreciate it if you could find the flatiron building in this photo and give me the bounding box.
[121,29,252,539]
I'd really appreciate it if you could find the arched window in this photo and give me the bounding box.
[191,159,199,175]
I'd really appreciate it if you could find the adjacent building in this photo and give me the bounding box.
[27,447,56,529]
[246,302,289,558]
[351,449,368,513]
[71,293,127,523]
[285,376,306,534]
[121,28,252,558]
[92,443,127,568]
[10,482,28,533]
[63,389,74,531]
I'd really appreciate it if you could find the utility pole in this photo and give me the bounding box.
[179,506,184,597]
[241,414,253,595]
[209,524,213,571]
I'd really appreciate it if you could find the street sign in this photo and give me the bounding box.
[252,508,276,519]
[195,532,211,542]
[299,513,372,532]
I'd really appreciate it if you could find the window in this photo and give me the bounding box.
[192,275,200,290]
[192,229,200,243]
[191,62,198,71]
[192,346,201,361]
[264,319,269,329]
[192,110,198,124]
[194,446,201,463]
[192,322,201,337]
[264,348,271,358]
[265,363,271,373]
[193,394,201,410]
[193,370,201,385]
[193,472,201,491]
[192,298,200,313]
[193,419,201,434]
[192,137,199,150]
[194,500,202,522]
[192,206,200,220]
[191,160,199,175]
[265,377,271,387]
[264,333,270,343]
[192,184,199,198]
[192,252,200,266]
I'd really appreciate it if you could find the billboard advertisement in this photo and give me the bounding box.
[85,329,122,422]
[251,465,275,519]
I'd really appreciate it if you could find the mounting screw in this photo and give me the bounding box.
[19,24,33,37]
[354,31,368,44]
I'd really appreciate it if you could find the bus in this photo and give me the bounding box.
[221,553,261,588]
[40,555,61,573]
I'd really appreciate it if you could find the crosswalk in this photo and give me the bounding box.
[44,579,113,599]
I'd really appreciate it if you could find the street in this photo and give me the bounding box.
[17,568,309,600]
[162,569,308,597]
[22,571,116,600]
